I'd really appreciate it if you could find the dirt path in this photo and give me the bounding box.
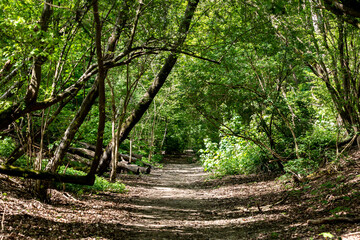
[116,156,286,239]
[1,154,360,239]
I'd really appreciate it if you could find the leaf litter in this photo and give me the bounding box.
[0,153,360,239]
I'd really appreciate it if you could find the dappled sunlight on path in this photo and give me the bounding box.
[1,154,360,239]
[114,158,291,239]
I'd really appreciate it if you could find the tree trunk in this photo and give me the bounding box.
[88,0,106,177]
[34,110,49,202]
[148,101,157,162]
[45,82,99,172]
[129,136,133,163]
[67,147,95,159]
[160,117,168,151]
[0,164,95,185]
[110,125,118,182]
[0,60,14,83]
[24,0,53,105]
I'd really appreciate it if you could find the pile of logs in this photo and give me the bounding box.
[66,142,151,175]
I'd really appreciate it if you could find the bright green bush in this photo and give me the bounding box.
[200,115,338,178]
[57,166,126,194]
[284,119,338,176]
[0,137,16,158]
[200,136,267,177]
[283,158,319,176]
[0,137,29,168]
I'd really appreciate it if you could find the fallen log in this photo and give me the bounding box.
[67,146,151,172]
[131,153,143,159]
[76,143,144,162]
[78,142,97,151]
[65,153,92,165]
[119,154,152,168]
[117,161,151,175]
[0,164,95,185]
[119,153,138,162]
[68,147,95,159]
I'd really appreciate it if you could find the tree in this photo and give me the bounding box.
[0,0,200,189]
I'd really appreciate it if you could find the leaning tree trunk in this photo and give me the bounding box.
[45,82,99,172]
[24,0,52,105]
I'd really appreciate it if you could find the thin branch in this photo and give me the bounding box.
[131,46,220,64]
[126,0,144,50]
[42,1,71,9]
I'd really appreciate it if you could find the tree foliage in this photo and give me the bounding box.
[1,0,360,196]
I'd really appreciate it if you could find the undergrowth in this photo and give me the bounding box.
[57,166,126,195]
[199,137,268,177]
[200,123,338,178]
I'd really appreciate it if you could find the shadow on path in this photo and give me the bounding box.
[1,154,360,239]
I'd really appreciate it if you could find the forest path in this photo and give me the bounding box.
[115,154,286,239]
[1,154,360,239]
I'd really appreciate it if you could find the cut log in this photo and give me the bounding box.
[118,154,152,168]
[66,145,151,173]
[68,147,95,159]
[65,153,92,165]
[78,142,97,151]
[119,153,138,162]
[117,161,150,175]
[76,142,144,162]
[118,153,145,163]
[132,153,143,159]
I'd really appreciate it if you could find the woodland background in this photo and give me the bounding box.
[1,0,360,201]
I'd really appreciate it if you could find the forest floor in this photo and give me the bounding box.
[1,153,360,239]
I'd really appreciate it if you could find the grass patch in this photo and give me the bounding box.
[57,166,126,194]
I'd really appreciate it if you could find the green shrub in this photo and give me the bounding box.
[200,136,267,177]
[137,154,163,168]
[283,158,319,176]
[284,122,337,176]
[0,137,16,158]
[12,156,27,168]
[298,122,337,161]
[151,154,163,163]
[57,166,126,194]
[11,157,49,170]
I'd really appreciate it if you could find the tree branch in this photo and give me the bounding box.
[131,46,220,64]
